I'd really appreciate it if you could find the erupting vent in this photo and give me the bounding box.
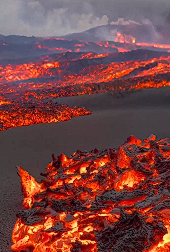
[11,135,170,251]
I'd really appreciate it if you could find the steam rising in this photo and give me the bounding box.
[0,0,170,37]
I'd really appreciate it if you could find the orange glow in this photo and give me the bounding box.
[0,100,91,131]
[137,42,170,51]
[37,44,72,52]
[158,226,170,248]
[0,60,60,83]
[2,48,170,132]
[34,36,170,55]
[2,51,170,102]
[0,100,11,105]
[115,32,136,44]
[17,166,43,208]
[114,31,170,52]
[114,170,146,190]
[11,135,170,251]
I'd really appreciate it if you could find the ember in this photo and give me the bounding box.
[11,135,170,251]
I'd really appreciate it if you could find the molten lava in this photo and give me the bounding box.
[0,100,91,131]
[0,60,60,83]
[1,50,170,99]
[2,49,170,131]
[2,51,170,102]
[11,135,170,251]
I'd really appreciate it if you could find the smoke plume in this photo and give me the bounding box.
[0,0,170,37]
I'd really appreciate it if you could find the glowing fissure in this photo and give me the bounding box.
[11,135,170,251]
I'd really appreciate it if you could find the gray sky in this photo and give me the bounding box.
[0,0,170,36]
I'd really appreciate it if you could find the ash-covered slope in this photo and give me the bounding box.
[61,23,170,44]
[0,49,168,67]
[1,23,170,61]
[0,35,121,60]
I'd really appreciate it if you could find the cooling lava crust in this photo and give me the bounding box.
[11,135,170,252]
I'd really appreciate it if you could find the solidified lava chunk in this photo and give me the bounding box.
[11,135,170,252]
[95,210,167,252]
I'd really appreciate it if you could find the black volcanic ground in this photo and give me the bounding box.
[1,87,170,251]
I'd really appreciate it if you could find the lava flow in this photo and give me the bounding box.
[0,60,60,83]
[1,50,170,99]
[2,49,170,132]
[11,135,170,252]
[0,100,91,131]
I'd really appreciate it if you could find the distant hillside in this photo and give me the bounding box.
[62,23,170,44]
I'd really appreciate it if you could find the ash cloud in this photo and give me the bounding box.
[0,0,170,37]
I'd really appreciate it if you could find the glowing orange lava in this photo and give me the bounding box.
[11,135,170,251]
[1,51,170,95]
[1,49,170,132]
[0,101,91,131]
